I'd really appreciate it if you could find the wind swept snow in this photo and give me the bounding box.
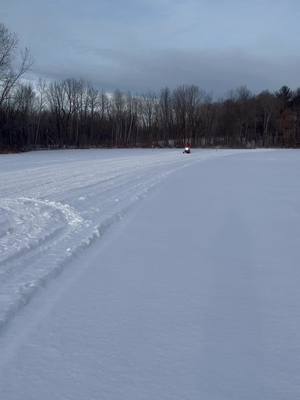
[0,149,240,331]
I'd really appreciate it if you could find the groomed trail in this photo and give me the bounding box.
[0,149,300,399]
[0,148,233,331]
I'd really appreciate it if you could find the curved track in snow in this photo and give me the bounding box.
[0,149,299,400]
[0,149,246,330]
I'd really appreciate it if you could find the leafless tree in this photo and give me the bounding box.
[0,23,32,107]
[1,22,300,152]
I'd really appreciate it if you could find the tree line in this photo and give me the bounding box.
[1,22,300,152]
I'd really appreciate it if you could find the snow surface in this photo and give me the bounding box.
[0,148,239,331]
[0,149,300,399]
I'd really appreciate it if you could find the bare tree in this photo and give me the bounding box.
[33,79,47,145]
[1,24,300,154]
[0,23,32,107]
[159,87,173,146]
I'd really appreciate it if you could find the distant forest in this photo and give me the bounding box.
[1,22,300,152]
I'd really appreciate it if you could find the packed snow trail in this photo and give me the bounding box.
[0,149,241,331]
[0,150,299,399]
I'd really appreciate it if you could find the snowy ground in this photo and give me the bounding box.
[0,148,238,331]
[0,149,300,399]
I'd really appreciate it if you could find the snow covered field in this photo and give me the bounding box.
[0,148,237,331]
[0,149,300,399]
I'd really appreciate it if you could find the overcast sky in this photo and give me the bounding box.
[1,0,300,96]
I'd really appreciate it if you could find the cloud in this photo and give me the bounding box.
[28,46,300,97]
[2,0,300,96]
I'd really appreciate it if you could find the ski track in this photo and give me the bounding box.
[0,149,253,331]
